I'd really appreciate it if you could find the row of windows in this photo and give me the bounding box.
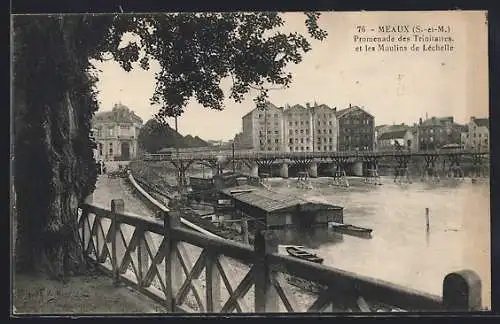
[289,146,335,151]
[343,135,371,141]
[342,127,373,134]
[344,119,372,125]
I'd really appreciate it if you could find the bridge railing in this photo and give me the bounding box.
[143,148,486,162]
[78,199,482,313]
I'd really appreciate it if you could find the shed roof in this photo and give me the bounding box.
[220,185,342,213]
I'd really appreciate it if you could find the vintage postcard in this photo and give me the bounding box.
[12,10,490,315]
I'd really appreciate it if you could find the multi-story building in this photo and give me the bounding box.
[336,104,375,151]
[241,102,339,152]
[92,103,143,161]
[463,116,489,151]
[241,102,285,151]
[416,116,463,151]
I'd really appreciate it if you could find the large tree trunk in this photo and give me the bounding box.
[13,16,97,281]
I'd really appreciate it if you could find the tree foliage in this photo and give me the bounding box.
[138,118,210,153]
[12,12,326,277]
[94,12,327,120]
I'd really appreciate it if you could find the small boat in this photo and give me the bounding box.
[286,246,324,264]
[330,222,373,237]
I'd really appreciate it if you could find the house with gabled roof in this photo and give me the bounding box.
[465,117,489,151]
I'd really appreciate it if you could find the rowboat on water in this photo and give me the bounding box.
[329,222,373,237]
[285,246,324,264]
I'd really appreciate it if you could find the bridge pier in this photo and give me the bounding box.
[251,162,259,178]
[445,154,464,179]
[352,161,363,177]
[280,163,289,179]
[421,154,440,183]
[308,162,318,178]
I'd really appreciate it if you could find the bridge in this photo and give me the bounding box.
[142,149,490,184]
[76,172,484,313]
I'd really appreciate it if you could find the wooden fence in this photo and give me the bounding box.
[77,199,482,313]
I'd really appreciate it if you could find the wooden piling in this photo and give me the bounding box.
[425,208,430,231]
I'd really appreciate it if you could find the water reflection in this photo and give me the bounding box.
[267,176,491,309]
[275,227,344,248]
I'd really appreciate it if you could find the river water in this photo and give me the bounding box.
[257,176,491,309]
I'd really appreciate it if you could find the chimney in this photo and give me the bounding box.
[306,102,311,108]
[333,107,337,112]
[419,117,423,125]
[349,103,352,108]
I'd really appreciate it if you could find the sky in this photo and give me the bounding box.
[93,11,488,141]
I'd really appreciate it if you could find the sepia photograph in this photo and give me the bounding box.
[11,10,491,315]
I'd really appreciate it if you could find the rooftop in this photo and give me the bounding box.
[336,105,374,119]
[378,129,409,140]
[472,117,489,129]
[220,185,342,213]
[93,103,143,125]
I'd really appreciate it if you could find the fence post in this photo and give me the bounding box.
[111,199,125,286]
[205,250,221,312]
[137,226,149,287]
[442,270,482,311]
[164,210,182,312]
[254,230,279,312]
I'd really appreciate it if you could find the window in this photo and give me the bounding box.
[324,146,327,151]
[317,137,322,143]
[318,129,321,134]
[329,129,332,134]
[274,114,278,118]
[275,147,279,151]
[317,146,321,151]
[99,143,103,155]
[295,147,299,151]
[306,146,309,150]
[295,129,298,134]
[306,130,310,135]
[300,129,304,134]
[290,147,293,151]
[295,138,298,143]
[267,139,271,144]
[289,122,292,126]
[301,147,304,151]
[295,121,298,126]
[329,145,333,150]
[274,130,278,134]
[300,138,304,143]
[317,121,321,126]
[259,114,262,118]
[306,138,310,143]
[289,139,293,144]
[479,133,482,138]
[275,139,279,143]
[300,121,304,125]
[329,138,332,143]
[289,130,293,135]
[306,121,309,125]
[274,122,278,126]
[329,121,332,126]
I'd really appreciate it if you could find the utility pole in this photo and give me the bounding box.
[232,142,235,173]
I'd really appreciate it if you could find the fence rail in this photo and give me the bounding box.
[77,199,482,313]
